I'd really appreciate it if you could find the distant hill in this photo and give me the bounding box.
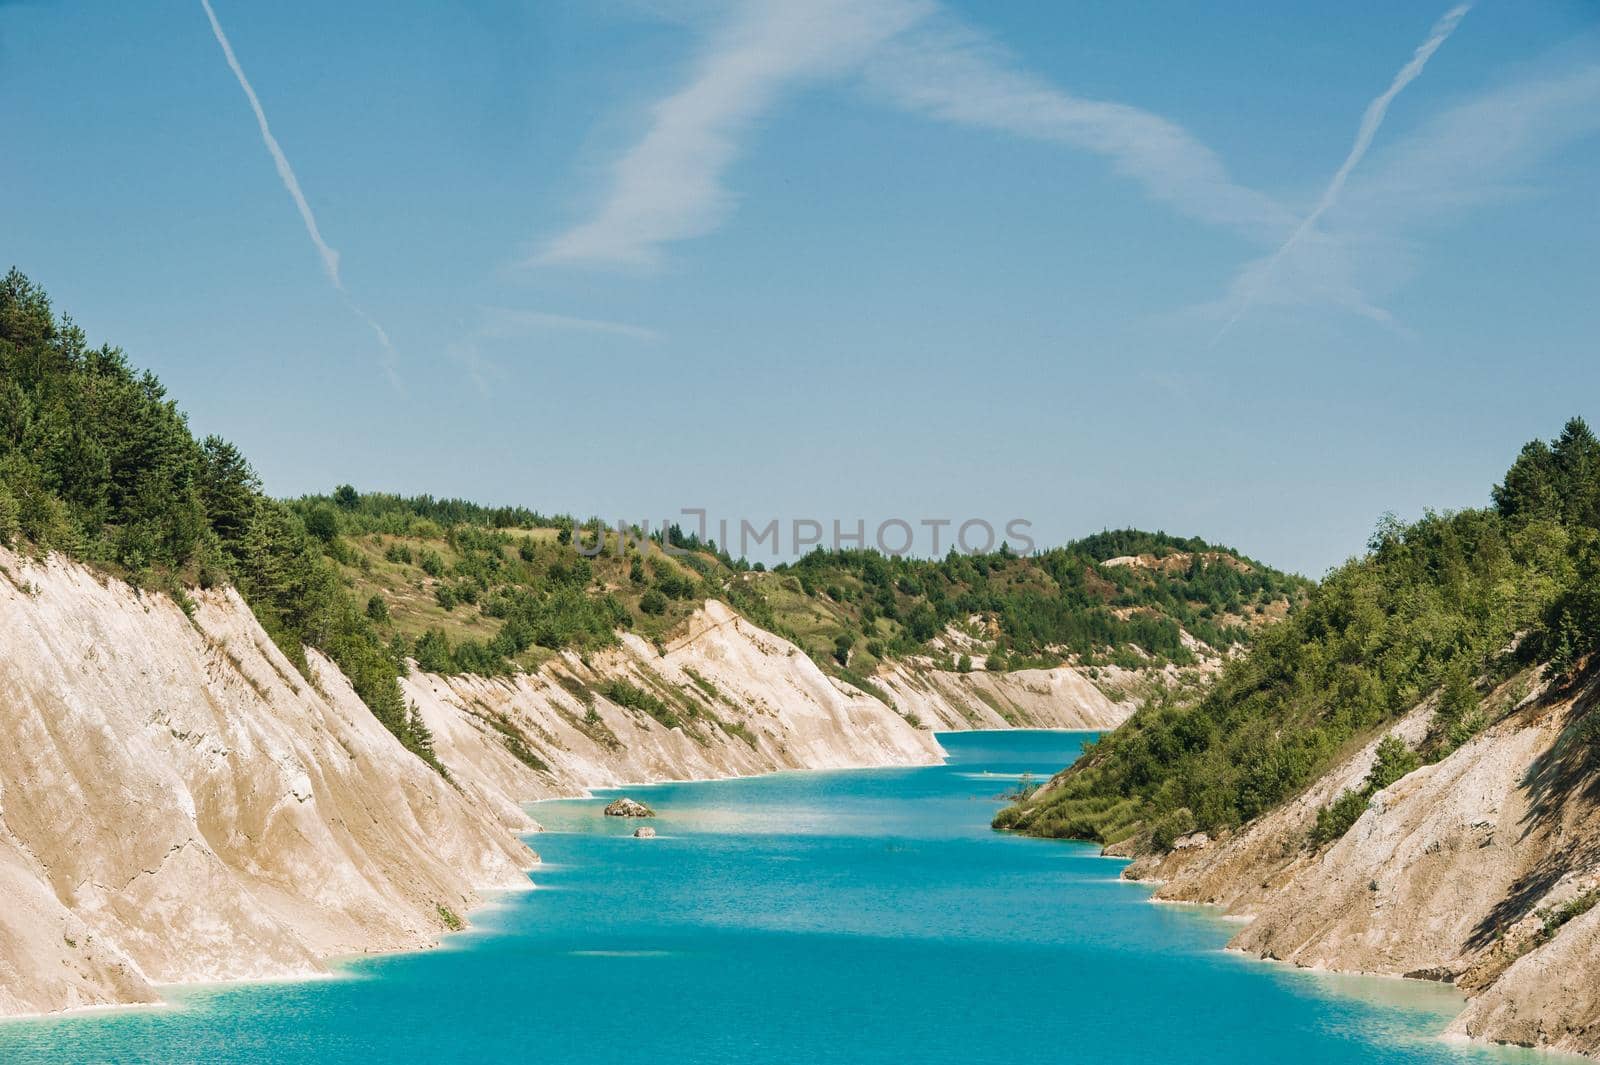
[289,487,1306,693]
[0,267,1304,757]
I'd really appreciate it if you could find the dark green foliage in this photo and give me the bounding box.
[600,679,682,730]
[1540,889,1600,944]
[0,270,444,768]
[1368,735,1422,791]
[413,628,454,673]
[1002,421,1600,849]
[777,531,1304,669]
[1308,734,1423,846]
[303,503,339,542]
[639,589,668,615]
[833,632,855,667]
[1312,790,1369,847]
[366,593,390,623]
[293,488,560,537]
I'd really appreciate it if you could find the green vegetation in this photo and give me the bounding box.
[0,270,440,770]
[0,268,1305,778]
[1538,888,1600,945]
[293,483,1302,692]
[998,419,1600,849]
[1309,736,1422,847]
[761,533,1304,677]
[599,678,684,731]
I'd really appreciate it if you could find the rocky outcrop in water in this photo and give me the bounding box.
[604,798,654,818]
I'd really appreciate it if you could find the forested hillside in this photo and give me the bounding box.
[0,270,438,765]
[998,419,1600,849]
[293,488,1305,692]
[1,268,1304,761]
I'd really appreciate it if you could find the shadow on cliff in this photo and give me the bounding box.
[1465,662,1600,952]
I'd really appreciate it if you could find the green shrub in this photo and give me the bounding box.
[413,628,454,673]
[833,632,855,667]
[1311,790,1369,847]
[1368,736,1422,791]
[1150,808,1197,851]
[601,679,682,730]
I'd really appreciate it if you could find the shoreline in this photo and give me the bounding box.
[4,730,981,1026]
[6,729,1568,1063]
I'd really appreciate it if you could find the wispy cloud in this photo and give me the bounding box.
[200,0,399,385]
[1200,50,1600,337]
[537,1,1598,343]
[446,306,661,396]
[535,0,1293,269]
[477,306,660,342]
[1214,4,1472,340]
[201,0,339,285]
[534,0,931,268]
[861,17,1293,240]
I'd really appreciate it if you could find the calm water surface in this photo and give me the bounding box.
[0,731,1551,1064]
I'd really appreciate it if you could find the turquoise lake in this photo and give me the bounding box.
[0,731,1552,1064]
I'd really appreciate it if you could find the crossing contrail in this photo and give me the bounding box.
[1214,3,1471,343]
[200,0,399,385]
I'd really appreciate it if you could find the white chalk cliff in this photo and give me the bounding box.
[1120,670,1600,1057]
[0,550,1130,1017]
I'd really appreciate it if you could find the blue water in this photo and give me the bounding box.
[0,731,1552,1064]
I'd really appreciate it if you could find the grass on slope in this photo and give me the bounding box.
[298,489,1306,690]
[998,419,1600,852]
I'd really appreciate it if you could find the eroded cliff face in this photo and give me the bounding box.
[0,565,954,1019]
[0,549,1146,1021]
[403,600,945,815]
[0,547,535,1018]
[1125,672,1600,1057]
[874,660,1135,731]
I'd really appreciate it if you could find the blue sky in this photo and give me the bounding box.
[2,1,1598,575]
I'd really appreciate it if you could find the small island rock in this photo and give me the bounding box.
[633,827,656,838]
[603,797,655,818]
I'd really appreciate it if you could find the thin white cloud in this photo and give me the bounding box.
[538,0,1597,344]
[201,0,340,287]
[446,306,661,397]
[201,0,399,386]
[1201,53,1600,335]
[1214,4,1471,340]
[861,17,1293,240]
[535,0,1291,268]
[533,0,931,267]
[478,306,661,342]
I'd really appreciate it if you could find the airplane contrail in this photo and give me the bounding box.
[1214,3,1472,343]
[200,0,399,384]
